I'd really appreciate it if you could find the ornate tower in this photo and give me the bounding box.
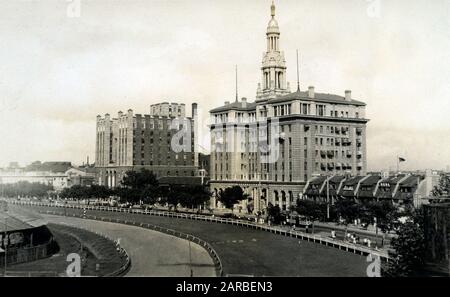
[256,1,290,101]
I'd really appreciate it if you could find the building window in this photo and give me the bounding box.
[316,104,326,116]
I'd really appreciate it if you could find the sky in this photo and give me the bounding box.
[0,0,449,171]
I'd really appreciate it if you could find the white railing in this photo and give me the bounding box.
[10,200,389,261]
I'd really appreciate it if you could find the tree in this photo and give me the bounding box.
[0,181,53,198]
[165,186,184,211]
[218,186,247,209]
[430,174,450,203]
[116,169,159,204]
[121,169,158,190]
[333,199,361,236]
[295,199,327,234]
[182,185,211,210]
[162,185,211,211]
[88,185,112,199]
[267,202,282,224]
[383,207,426,277]
[370,201,400,233]
[355,201,400,246]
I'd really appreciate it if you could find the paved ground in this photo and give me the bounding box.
[23,205,368,276]
[43,215,216,277]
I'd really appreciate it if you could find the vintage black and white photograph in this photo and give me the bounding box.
[0,0,449,287]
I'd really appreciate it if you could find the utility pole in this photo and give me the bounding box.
[235,65,239,103]
[396,155,399,173]
[4,217,6,276]
[188,240,193,277]
[326,177,330,220]
[258,173,262,215]
[3,201,8,277]
[296,49,300,92]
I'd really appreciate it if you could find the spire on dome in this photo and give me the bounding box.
[271,1,276,18]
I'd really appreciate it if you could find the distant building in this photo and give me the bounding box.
[209,2,368,213]
[0,162,95,191]
[95,103,199,188]
[65,167,96,187]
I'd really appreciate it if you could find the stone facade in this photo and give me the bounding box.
[95,103,198,188]
[209,2,368,213]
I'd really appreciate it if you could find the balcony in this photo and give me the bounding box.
[357,162,363,168]
[327,150,334,158]
[327,163,335,170]
[320,163,326,171]
[340,138,348,146]
[320,150,326,158]
[346,150,352,158]
[336,163,342,169]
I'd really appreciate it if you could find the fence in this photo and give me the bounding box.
[0,239,54,267]
[53,223,131,277]
[11,200,390,263]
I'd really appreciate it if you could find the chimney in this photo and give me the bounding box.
[345,90,352,101]
[191,102,198,118]
[225,101,230,106]
[308,86,315,98]
[241,97,247,108]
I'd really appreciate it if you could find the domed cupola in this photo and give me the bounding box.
[256,0,290,101]
[267,1,280,34]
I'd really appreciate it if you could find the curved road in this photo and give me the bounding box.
[24,205,367,276]
[43,214,216,277]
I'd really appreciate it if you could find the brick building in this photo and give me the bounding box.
[95,102,198,188]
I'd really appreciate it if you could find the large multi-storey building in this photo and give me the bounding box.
[95,102,198,188]
[209,1,369,213]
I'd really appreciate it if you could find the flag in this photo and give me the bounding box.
[399,157,406,162]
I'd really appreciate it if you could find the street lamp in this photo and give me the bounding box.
[2,200,8,276]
